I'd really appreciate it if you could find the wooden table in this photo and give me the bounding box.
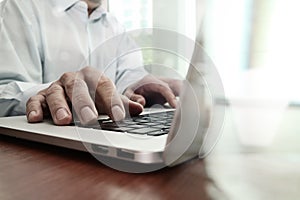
[0,107,299,200]
[0,135,210,200]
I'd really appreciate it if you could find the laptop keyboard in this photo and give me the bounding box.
[87,110,175,136]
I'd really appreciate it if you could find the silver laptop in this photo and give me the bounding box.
[0,30,225,173]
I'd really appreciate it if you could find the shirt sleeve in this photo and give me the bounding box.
[114,30,148,94]
[0,0,46,116]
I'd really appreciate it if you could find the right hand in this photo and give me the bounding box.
[26,67,143,125]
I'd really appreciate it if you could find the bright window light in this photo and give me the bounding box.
[109,0,153,30]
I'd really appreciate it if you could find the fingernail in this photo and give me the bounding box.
[111,105,125,121]
[172,98,178,108]
[56,108,69,121]
[28,111,37,119]
[80,106,97,124]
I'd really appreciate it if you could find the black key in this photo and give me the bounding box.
[143,122,160,126]
[153,125,170,129]
[133,119,150,123]
[128,127,160,135]
[147,130,169,136]
[100,122,119,128]
[128,124,147,129]
[121,120,137,125]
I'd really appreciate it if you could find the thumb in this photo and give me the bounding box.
[121,95,144,117]
[124,89,146,106]
[130,93,146,107]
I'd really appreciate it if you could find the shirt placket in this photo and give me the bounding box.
[73,2,92,67]
[87,10,105,68]
[87,20,93,67]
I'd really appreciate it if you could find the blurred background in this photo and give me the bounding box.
[108,0,300,144]
[108,0,300,103]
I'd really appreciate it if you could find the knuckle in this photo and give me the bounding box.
[71,83,90,103]
[46,83,63,97]
[59,72,75,84]
[64,79,91,106]
[45,93,67,111]
[74,78,87,88]
[27,96,38,103]
[158,83,169,91]
[95,78,118,105]
[64,78,76,92]
[26,97,35,108]
[98,75,113,89]
[80,66,92,74]
[26,94,45,106]
[64,78,87,93]
[47,98,62,109]
[72,79,88,96]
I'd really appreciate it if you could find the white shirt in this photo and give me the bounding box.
[0,0,146,116]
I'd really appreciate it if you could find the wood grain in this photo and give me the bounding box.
[0,135,211,200]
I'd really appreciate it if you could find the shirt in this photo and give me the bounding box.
[0,0,146,116]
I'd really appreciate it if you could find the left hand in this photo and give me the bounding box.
[124,75,183,108]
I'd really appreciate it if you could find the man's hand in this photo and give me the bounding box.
[26,67,143,125]
[124,75,183,108]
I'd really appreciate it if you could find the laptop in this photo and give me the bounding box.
[0,31,225,173]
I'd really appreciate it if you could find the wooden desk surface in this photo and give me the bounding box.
[0,135,210,200]
[0,107,299,200]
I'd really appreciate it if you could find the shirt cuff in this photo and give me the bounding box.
[14,82,52,115]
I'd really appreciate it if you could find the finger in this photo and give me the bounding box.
[129,93,146,107]
[132,75,178,107]
[45,81,73,125]
[151,83,178,108]
[159,78,183,96]
[80,67,100,99]
[124,88,146,106]
[78,67,125,121]
[169,80,183,96]
[26,94,46,123]
[95,76,125,121]
[120,95,143,117]
[60,72,98,125]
